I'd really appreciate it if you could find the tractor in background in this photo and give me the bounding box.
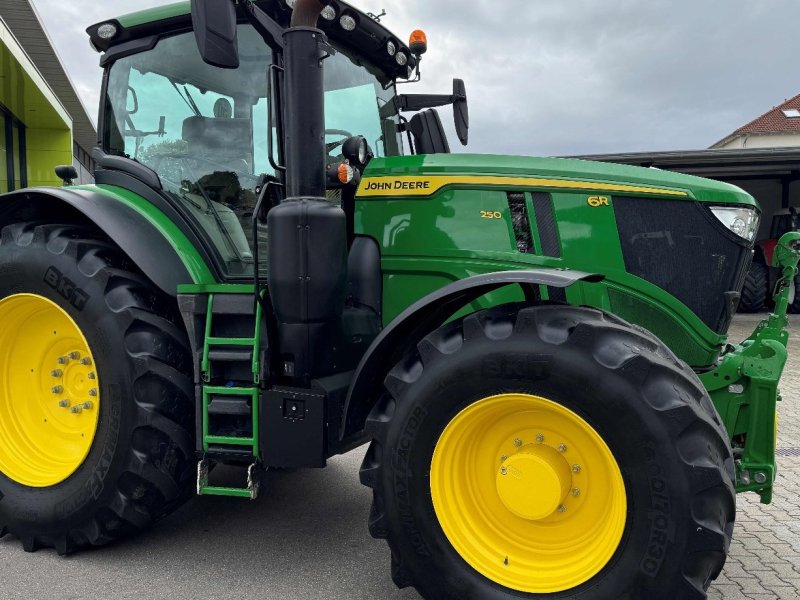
[0,1,798,599]
[740,207,800,312]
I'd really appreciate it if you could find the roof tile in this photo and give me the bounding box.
[734,92,800,134]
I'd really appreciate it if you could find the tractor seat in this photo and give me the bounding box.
[182,116,252,173]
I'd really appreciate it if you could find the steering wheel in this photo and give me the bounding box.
[325,128,353,154]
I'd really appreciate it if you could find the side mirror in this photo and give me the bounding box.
[55,165,78,186]
[452,79,469,146]
[190,0,240,69]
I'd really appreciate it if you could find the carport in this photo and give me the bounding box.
[577,148,800,240]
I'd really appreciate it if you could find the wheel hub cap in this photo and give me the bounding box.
[0,294,100,487]
[496,444,571,520]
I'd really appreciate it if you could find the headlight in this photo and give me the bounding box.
[709,206,759,242]
[340,14,357,31]
[97,23,118,40]
[342,135,369,167]
[321,5,337,21]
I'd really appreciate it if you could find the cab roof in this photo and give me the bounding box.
[88,0,416,80]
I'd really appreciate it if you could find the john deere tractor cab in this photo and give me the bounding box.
[1,1,799,599]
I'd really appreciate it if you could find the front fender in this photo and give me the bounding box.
[340,269,603,441]
[0,186,215,295]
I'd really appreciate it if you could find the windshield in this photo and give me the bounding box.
[323,47,402,160]
[103,25,401,278]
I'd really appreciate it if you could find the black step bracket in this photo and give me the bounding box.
[208,397,252,416]
[210,293,257,316]
[208,348,254,363]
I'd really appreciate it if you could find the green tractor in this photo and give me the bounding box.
[0,1,797,598]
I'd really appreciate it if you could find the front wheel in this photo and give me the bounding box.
[361,304,735,599]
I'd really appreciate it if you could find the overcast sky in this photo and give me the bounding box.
[27,0,800,156]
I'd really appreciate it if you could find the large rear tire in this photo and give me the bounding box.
[738,260,768,313]
[361,303,735,599]
[0,222,195,554]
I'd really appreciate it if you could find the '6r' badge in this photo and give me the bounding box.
[44,266,89,311]
[587,196,610,207]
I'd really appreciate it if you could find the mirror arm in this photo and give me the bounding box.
[395,94,458,112]
[241,0,285,49]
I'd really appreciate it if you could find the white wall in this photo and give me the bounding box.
[716,132,800,149]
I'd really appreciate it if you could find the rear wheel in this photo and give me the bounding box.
[739,260,768,313]
[0,222,195,554]
[361,303,735,599]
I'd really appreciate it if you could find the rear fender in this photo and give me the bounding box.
[0,187,214,295]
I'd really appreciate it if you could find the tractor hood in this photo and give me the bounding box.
[361,154,758,207]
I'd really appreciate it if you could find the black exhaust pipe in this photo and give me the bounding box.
[283,0,327,198]
[269,0,348,383]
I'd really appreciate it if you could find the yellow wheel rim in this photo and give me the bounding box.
[430,393,627,593]
[0,294,100,487]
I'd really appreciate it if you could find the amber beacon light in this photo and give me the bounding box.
[409,29,428,55]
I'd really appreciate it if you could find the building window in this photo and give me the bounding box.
[1,104,27,193]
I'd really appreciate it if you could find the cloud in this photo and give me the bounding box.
[28,0,800,156]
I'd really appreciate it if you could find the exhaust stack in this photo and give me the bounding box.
[283,0,327,199]
[269,0,349,384]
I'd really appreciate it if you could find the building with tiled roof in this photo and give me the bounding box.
[712,93,800,149]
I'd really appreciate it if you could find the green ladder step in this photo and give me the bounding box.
[200,293,262,384]
[200,486,254,499]
[197,460,260,500]
[202,386,260,454]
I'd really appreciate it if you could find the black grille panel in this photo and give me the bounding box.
[614,197,751,333]
[532,193,561,258]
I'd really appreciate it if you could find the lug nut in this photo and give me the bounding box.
[79,357,92,366]
[557,504,567,513]
[50,369,63,378]
[536,434,544,444]
[88,389,98,397]
[500,454,508,462]
[88,372,96,380]
[51,386,63,394]
[70,406,82,414]
[57,356,69,365]
[500,467,508,475]
[82,401,94,410]
[572,488,581,497]
[514,438,522,447]
[68,351,81,360]
[572,464,582,474]
[58,399,70,408]
[558,444,567,453]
